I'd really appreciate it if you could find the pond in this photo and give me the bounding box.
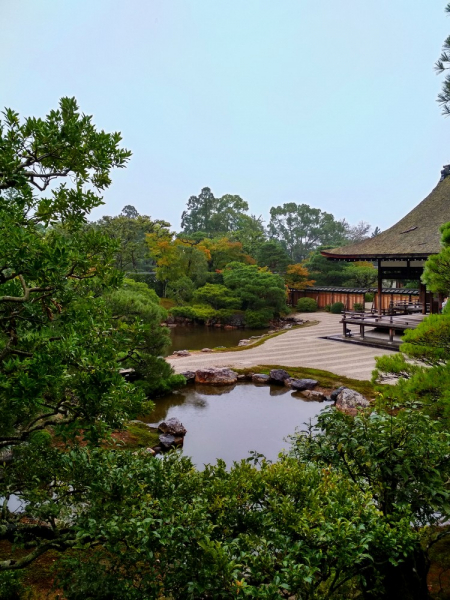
[167,326,268,355]
[142,383,328,467]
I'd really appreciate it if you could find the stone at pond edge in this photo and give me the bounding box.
[285,378,318,391]
[201,348,213,352]
[158,417,187,436]
[269,369,290,384]
[330,386,346,401]
[174,350,191,357]
[301,390,326,401]
[195,367,238,385]
[181,370,196,382]
[252,373,270,384]
[335,388,370,413]
[159,434,175,449]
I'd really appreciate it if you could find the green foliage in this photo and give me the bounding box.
[422,223,450,294]
[243,308,273,328]
[166,275,195,304]
[343,262,377,288]
[353,302,364,311]
[330,301,345,313]
[0,99,180,573]
[53,450,416,599]
[223,263,287,318]
[0,571,25,599]
[256,241,291,273]
[193,283,241,310]
[304,248,350,286]
[296,297,318,312]
[181,187,250,237]
[268,203,348,262]
[365,292,374,302]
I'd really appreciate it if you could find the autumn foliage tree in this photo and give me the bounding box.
[284,264,315,289]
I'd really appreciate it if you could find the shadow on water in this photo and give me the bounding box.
[141,383,327,468]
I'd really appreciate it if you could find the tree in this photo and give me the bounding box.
[344,261,377,288]
[342,219,372,243]
[284,263,315,289]
[304,248,351,286]
[422,222,450,294]
[267,203,347,262]
[256,240,291,273]
[94,209,170,273]
[230,213,266,256]
[0,99,177,572]
[180,187,249,237]
[291,404,450,598]
[193,283,241,310]
[435,3,450,115]
[371,226,382,237]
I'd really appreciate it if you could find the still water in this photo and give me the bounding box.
[168,326,268,354]
[142,383,327,467]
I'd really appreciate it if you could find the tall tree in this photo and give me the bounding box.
[180,187,249,236]
[435,3,450,115]
[267,203,347,262]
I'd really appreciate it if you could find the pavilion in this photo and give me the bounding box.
[321,170,450,315]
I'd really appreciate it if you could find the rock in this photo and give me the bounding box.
[330,386,346,402]
[238,339,251,346]
[224,325,237,330]
[145,447,156,455]
[249,335,262,340]
[214,323,222,328]
[174,350,191,357]
[195,367,238,385]
[237,374,247,381]
[158,417,187,436]
[181,370,196,382]
[269,369,291,384]
[300,390,326,401]
[173,436,184,446]
[201,348,213,353]
[267,330,276,334]
[285,378,318,391]
[252,373,270,384]
[283,324,292,329]
[335,388,370,412]
[159,434,176,449]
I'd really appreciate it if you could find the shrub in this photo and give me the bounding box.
[244,308,273,328]
[0,571,24,600]
[365,292,374,302]
[330,301,345,314]
[353,302,364,312]
[324,304,331,312]
[296,298,318,312]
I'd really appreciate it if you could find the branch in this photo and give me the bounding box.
[0,275,53,303]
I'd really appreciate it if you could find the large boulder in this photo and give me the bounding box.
[285,378,318,391]
[181,370,196,382]
[330,386,346,401]
[195,368,238,385]
[159,434,175,449]
[269,369,290,384]
[335,388,370,413]
[158,417,187,436]
[252,373,270,384]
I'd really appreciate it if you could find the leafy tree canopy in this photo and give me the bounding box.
[284,263,315,289]
[180,187,249,237]
[267,203,348,262]
[256,240,291,273]
[344,261,377,288]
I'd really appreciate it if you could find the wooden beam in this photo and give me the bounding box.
[377,259,382,316]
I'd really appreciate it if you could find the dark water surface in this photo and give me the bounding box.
[168,326,267,354]
[142,383,326,467]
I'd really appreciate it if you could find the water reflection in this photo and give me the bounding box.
[142,383,325,468]
[168,326,268,354]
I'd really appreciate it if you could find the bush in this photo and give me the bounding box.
[296,298,318,312]
[0,571,24,600]
[353,302,364,312]
[330,301,345,314]
[244,308,273,328]
[324,304,331,312]
[365,292,374,302]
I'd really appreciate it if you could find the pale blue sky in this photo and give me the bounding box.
[1,1,449,231]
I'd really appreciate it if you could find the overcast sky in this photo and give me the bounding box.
[2,1,449,231]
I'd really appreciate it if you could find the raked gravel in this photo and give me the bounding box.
[166,312,396,381]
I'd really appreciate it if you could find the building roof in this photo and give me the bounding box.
[322,175,450,261]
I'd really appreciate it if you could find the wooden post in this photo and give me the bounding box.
[377,259,382,316]
[419,282,426,315]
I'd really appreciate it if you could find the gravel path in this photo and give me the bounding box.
[166,312,396,381]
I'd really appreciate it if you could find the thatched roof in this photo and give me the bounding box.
[322,176,450,261]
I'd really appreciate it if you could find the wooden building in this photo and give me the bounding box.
[321,173,450,314]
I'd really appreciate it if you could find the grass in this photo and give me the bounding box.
[110,421,160,449]
[235,364,379,398]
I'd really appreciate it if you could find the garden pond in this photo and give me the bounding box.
[142,382,328,467]
[167,326,268,354]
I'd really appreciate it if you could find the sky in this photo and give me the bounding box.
[1,1,449,232]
